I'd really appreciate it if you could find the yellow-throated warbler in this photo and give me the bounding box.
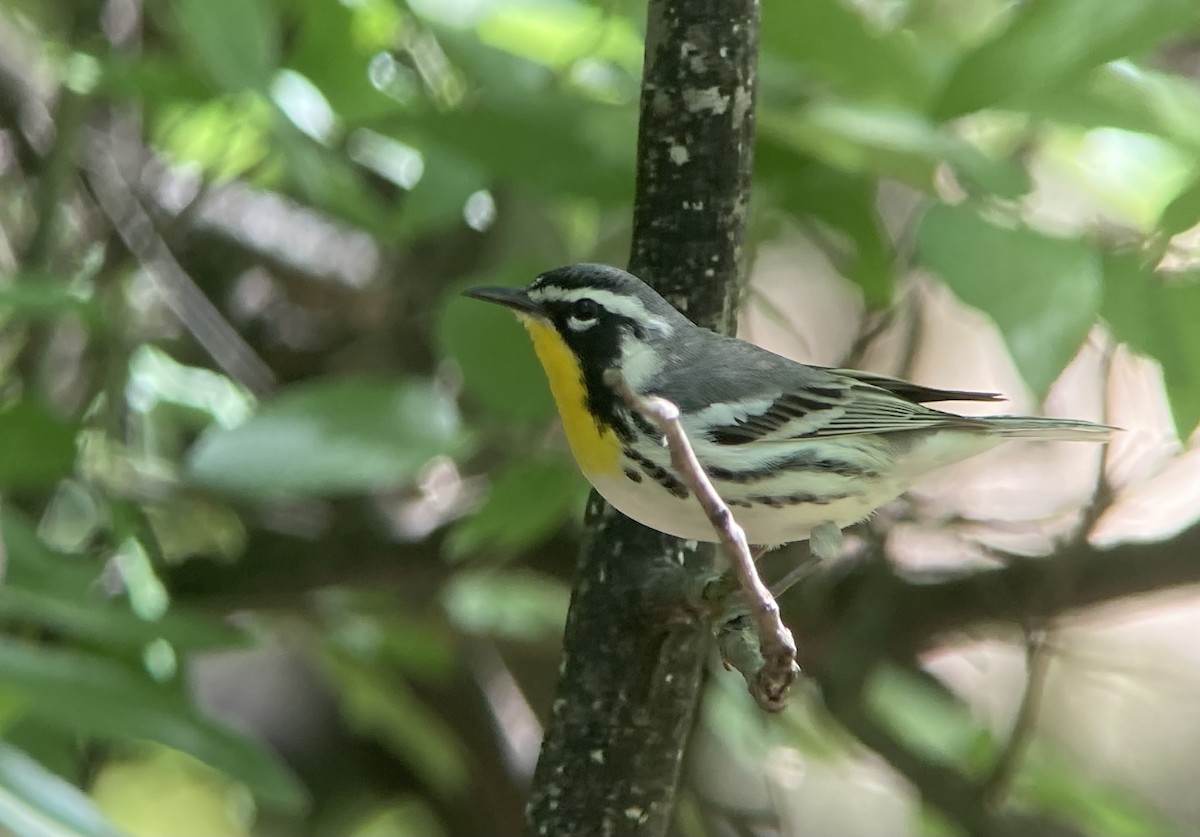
[464,264,1113,554]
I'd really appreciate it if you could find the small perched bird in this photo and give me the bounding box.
[464,264,1113,557]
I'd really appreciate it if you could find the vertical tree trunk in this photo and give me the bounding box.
[524,2,760,835]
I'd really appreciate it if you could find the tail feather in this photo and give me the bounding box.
[979,415,1117,442]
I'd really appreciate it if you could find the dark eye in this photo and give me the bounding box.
[572,299,600,321]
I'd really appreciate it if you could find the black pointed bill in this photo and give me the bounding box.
[462,286,546,317]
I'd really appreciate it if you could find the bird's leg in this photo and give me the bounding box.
[808,521,843,562]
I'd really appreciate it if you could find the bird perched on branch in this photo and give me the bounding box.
[464,263,1113,559]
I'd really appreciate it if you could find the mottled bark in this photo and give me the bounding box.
[523,2,760,835]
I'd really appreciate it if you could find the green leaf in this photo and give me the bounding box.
[1102,254,1200,435]
[935,0,1200,118]
[0,744,125,837]
[1158,171,1200,236]
[0,636,306,811]
[172,0,278,92]
[0,586,246,655]
[762,104,1030,199]
[476,2,643,73]
[0,400,77,492]
[391,100,635,204]
[916,205,1102,395]
[0,281,99,324]
[186,378,471,498]
[315,646,467,798]
[438,277,556,422]
[760,0,932,106]
[441,569,570,642]
[1029,64,1200,150]
[1,512,247,653]
[866,667,991,768]
[1014,746,1179,836]
[287,0,400,124]
[755,144,893,305]
[447,457,586,558]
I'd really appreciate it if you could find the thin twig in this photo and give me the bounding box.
[82,130,277,396]
[603,369,797,711]
[982,628,1053,805]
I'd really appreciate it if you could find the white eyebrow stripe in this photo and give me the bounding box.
[528,286,674,336]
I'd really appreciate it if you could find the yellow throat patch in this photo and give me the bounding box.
[519,316,621,476]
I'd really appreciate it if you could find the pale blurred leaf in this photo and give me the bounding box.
[441,569,569,642]
[0,744,125,837]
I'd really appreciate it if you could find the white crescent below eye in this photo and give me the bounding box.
[567,315,598,331]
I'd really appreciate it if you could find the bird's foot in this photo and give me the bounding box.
[809,521,843,562]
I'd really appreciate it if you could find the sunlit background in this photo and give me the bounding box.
[2,0,1200,835]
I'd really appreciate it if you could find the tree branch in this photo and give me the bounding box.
[602,369,797,711]
[524,1,760,835]
[789,518,1200,664]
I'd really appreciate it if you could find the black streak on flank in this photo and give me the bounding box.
[706,453,877,483]
[623,448,689,500]
[624,468,643,483]
[747,492,852,508]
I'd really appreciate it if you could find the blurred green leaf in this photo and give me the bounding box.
[866,667,990,767]
[763,103,1030,198]
[441,569,569,642]
[316,646,467,798]
[0,586,246,655]
[0,744,125,837]
[1014,746,1179,836]
[755,145,893,305]
[172,0,278,92]
[274,127,400,234]
[0,400,77,492]
[153,94,273,179]
[1158,171,1200,236]
[447,457,585,558]
[287,0,401,123]
[438,277,556,422]
[1102,254,1200,435]
[1029,64,1200,149]
[2,513,247,653]
[477,2,643,72]
[0,280,98,323]
[916,204,1102,394]
[760,0,931,105]
[397,148,487,237]
[187,378,471,498]
[393,101,635,204]
[346,797,445,837]
[935,0,1200,118]
[91,745,255,837]
[0,636,305,811]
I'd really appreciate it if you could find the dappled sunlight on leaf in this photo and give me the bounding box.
[187,378,472,497]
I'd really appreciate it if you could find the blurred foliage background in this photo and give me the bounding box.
[2,0,1200,834]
